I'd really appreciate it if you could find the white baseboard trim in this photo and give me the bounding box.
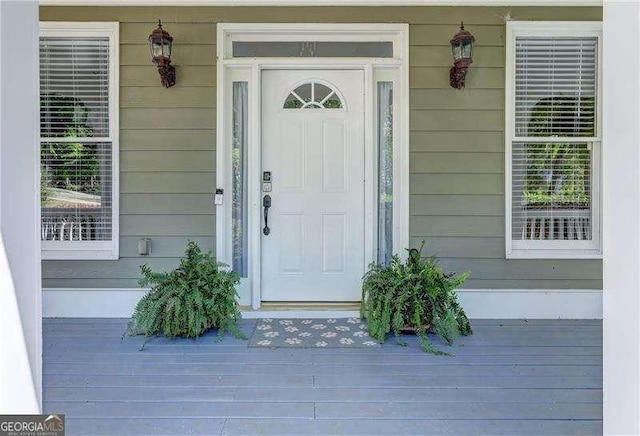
[43,288,148,318]
[42,288,603,319]
[456,289,602,319]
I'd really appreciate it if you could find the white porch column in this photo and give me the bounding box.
[603,1,640,434]
[0,0,42,412]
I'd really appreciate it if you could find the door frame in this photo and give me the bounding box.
[216,23,409,309]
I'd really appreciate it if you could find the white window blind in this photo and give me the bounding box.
[40,23,119,260]
[507,23,601,258]
[515,37,597,137]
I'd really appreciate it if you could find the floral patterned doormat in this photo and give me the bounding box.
[248,318,381,348]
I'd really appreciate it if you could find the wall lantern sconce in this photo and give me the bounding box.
[148,19,176,88]
[449,22,475,90]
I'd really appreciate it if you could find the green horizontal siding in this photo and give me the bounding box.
[41,5,602,291]
[120,130,215,151]
[121,66,216,87]
[411,89,504,110]
[409,152,503,174]
[121,44,216,66]
[410,67,504,89]
[410,110,504,132]
[120,108,215,130]
[410,24,505,46]
[120,151,214,172]
[121,215,215,237]
[411,174,504,195]
[410,132,504,152]
[121,194,215,215]
[120,172,215,194]
[410,195,504,216]
[121,87,216,108]
[118,236,216,259]
[410,216,504,238]
[410,46,503,67]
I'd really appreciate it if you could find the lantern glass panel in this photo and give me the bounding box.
[151,41,162,58]
[163,41,172,57]
[462,41,473,59]
[452,44,462,61]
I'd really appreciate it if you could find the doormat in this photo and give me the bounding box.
[248,318,381,348]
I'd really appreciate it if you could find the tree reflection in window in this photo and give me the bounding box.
[523,96,594,212]
[40,93,112,241]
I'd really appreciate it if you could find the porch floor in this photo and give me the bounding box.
[43,318,602,435]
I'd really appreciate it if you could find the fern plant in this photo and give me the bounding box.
[361,242,471,355]
[126,241,246,340]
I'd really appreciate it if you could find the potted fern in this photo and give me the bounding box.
[126,241,246,341]
[360,242,471,355]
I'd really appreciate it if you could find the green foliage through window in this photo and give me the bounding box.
[40,94,102,201]
[521,142,591,209]
[519,96,593,210]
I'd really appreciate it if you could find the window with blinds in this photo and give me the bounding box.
[40,23,119,260]
[507,22,601,258]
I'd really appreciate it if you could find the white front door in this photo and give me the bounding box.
[261,69,365,302]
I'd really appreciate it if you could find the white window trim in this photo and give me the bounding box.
[505,21,603,260]
[216,23,409,308]
[39,22,120,260]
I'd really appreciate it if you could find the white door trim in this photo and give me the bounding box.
[216,23,409,309]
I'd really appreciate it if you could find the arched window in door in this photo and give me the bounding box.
[283,81,344,109]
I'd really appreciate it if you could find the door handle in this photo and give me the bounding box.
[262,195,271,235]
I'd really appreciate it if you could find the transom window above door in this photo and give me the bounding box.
[283,81,344,109]
[219,23,407,62]
[233,41,393,58]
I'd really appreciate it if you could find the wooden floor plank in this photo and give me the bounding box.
[43,323,604,336]
[66,418,226,435]
[44,401,315,419]
[44,334,602,347]
[232,387,602,403]
[44,344,603,356]
[221,418,602,435]
[314,374,601,389]
[44,374,313,388]
[44,387,237,402]
[315,401,602,420]
[42,351,602,366]
[43,386,602,404]
[43,362,602,377]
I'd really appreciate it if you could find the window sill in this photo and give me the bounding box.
[507,249,602,260]
[42,250,119,260]
[42,241,119,260]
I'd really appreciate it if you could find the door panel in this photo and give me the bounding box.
[261,70,365,302]
[321,120,346,192]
